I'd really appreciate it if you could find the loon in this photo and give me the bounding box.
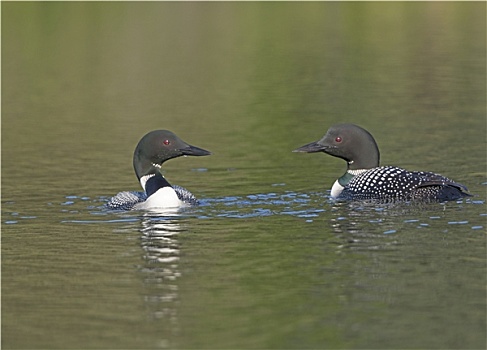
[293,123,470,202]
[107,130,211,210]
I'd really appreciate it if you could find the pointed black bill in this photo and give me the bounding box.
[180,144,212,157]
[293,141,327,153]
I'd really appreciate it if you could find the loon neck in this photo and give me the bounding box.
[140,172,172,197]
[347,155,379,171]
[338,168,370,186]
[135,159,163,180]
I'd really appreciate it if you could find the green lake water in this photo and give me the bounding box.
[2,2,486,349]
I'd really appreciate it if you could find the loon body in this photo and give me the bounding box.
[294,123,470,202]
[107,130,211,210]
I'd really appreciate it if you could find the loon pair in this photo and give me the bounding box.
[107,124,470,210]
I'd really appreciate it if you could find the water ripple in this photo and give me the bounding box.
[2,193,485,232]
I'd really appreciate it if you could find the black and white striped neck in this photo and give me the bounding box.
[139,172,172,197]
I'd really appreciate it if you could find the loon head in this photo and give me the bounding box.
[133,130,211,181]
[293,123,380,170]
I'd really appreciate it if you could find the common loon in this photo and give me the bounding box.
[107,130,211,210]
[293,123,471,202]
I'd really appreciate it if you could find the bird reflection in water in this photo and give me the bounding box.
[139,209,184,345]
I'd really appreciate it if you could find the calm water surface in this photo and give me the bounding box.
[2,2,486,349]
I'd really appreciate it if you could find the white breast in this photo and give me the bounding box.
[330,180,344,199]
[133,187,185,210]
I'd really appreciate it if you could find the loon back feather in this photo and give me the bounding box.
[106,191,146,211]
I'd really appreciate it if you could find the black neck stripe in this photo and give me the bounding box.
[145,174,171,197]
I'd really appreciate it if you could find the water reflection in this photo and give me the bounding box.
[326,198,485,259]
[330,202,406,234]
[15,192,483,350]
[139,212,183,346]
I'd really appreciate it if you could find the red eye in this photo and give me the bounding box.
[335,137,342,143]
[163,139,170,145]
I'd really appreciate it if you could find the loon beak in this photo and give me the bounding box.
[293,141,327,153]
[180,144,212,157]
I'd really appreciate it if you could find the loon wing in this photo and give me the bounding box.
[415,172,470,192]
[106,191,147,210]
[172,185,199,206]
[413,171,471,200]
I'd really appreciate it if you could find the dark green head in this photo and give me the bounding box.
[133,130,211,180]
[293,123,380,170]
